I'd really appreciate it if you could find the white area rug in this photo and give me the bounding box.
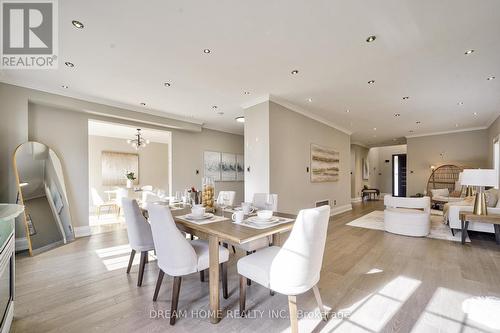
[347,210,470,242]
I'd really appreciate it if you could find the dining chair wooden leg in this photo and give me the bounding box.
[126,249,136,274]
[221,263,228,299]
[246,252,252,286]
[170,276,182,325]
[152,270,165,301]
[232,245,236,254]
[137,251,147,287]
[239,275,247,316]
[199,270,205,282]
[288,295,298,333]
[312,285,327,321]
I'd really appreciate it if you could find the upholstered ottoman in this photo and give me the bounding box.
[384,195,431,237]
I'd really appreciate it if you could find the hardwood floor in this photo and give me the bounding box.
[13,201,500,332]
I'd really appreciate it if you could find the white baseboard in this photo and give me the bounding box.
[331,204,352,216]
[74,226,91,238]
[351,197,362,203]
[15,237,29,252]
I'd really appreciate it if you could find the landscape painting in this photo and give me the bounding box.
[102,151,139,185]
[236,154,244,181]
[310,144,340,182]
[221,153,237,181]
[203,151,221,181]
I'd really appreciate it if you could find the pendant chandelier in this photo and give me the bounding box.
[127,128,150,149]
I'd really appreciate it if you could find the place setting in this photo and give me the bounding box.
[177,204,228,225]
[232,209,294,229]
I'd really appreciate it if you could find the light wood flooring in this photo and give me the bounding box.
[13,201,500,333]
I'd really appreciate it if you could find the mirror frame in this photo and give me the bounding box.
[12,141,75,256]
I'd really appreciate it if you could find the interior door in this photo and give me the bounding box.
[392,154,407,197]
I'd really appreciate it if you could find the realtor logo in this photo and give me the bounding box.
[1,0,58,68]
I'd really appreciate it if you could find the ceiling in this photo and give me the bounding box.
[88,120,171,144]
[1,0,499,146]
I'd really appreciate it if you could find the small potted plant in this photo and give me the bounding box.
[125,171,136,189]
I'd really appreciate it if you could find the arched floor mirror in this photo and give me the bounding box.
[13,141,75,255]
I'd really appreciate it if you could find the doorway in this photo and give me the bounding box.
[392,154,407,197]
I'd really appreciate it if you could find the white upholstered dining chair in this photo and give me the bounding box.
[148,204,230,325]
[237,205,331,333]
[252,193,278,211]
[216,191,236,207]
[121,198,155,287]
[91,188,117,218]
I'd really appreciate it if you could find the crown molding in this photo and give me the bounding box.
[405,126,488,139]
[351,141,370,149]
[240,94,271,109]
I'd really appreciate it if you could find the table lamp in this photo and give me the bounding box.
[458,172,474,197]
[460,169,497,215]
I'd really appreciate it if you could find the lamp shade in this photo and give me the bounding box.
[460,169,497,186]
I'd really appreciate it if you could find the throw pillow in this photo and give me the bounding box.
[450,191,462,197]
[485,189,499,207]
[431,188,449,197]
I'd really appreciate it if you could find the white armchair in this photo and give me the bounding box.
[384,195,431,237]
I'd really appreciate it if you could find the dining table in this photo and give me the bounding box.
[145,203,296,324]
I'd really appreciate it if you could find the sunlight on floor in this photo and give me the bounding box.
[365,268,383,275]
[321,276,421,332]
[411,288,500,332]
[95,244,156,271]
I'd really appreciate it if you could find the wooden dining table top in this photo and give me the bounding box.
[168,205,296,244]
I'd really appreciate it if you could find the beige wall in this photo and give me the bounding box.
[243,101,270,201]
[0,83,243,237]
[368,145,407,195]
[488,114,500,167]
[88,135,169,207]
[268,102,351,214]
[350,144,369,199]
[407,130,489,196]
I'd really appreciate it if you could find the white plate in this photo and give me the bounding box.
[185,213,214,220]
[247,216,280,225]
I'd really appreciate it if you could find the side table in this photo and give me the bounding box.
[459,211,500,245]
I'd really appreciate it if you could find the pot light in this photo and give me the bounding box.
[394,113,400,117]
[65,61,74,68]
[402,96,409,100]
[416,121,421,124]
[244,91,250,95]
[487,76,496,81]
[203,49,211,54]
[291,69,299,75]
[458,102,464,106]
[307,98,313,102]
[368,80,375,84]
[366,35,376,43]
[464,49,474,55]
[373,127,377,131]
[409,130,414,133]
[72,20,84,29]
[235,116,245,123]
[164,82,171,87]
[212,105,218,109]
[61,85,68,89]
[346,109,350,113]
[473,112,478,116]
[140,102,146,106]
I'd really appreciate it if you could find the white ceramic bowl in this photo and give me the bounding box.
[257,210,273,220]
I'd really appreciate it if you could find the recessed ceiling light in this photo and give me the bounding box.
[72,20,84,29]
[409,130,414,133]
[244,91,250,95]
[368,80,375,84]
[394,113,401,117]
[307,98,313,102]
[416,121,421,124]
[464,49,474,55]
[64,61,74,68]
[164,82,171,87]
[487,76,496,81]
[402,96,409,100]
[235,116,245,123]
[373,127,377,131]
[366,35,376,43]
[61,85,68,89]
[203,49,211,54]
[457,102,464,106]
[346,109,350,113]
[140,102,146,106]
[212,105,218,109]
[291,69,299,75]
[473,112,478,116]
